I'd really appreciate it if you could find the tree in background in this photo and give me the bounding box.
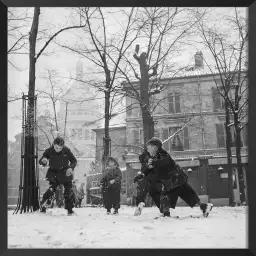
[196,7,248,204]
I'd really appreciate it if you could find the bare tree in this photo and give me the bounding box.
[15,7,94,213]
[119,7,206,145]
[8,8,32,71]
[196,7,248,204]
[57,7,143,169]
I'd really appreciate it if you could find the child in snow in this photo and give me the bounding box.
[134,137,213,218]
[100,157,122,215]
[76,183,85,208]
[39,137,77,215]
[72,181,79,207]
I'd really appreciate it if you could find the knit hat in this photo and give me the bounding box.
[146,137,163,148]
[106,156,119,167]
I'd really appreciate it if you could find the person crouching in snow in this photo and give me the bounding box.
[39,137,77,215]
[100,157,122,215]
[139,137,213,218]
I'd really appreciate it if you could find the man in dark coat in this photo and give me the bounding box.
[39,137,77,215]
[100,157,122,215]
[135,137,213,217]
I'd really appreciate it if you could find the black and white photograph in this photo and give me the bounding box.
[7,6,248,248]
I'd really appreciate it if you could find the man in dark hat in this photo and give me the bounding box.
[39,137,77,215]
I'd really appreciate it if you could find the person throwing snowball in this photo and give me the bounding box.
[134,137,213,218]
[39,137,77,216]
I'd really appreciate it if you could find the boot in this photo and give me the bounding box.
[200,203,213,217]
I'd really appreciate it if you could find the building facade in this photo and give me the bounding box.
[124,53,248,205]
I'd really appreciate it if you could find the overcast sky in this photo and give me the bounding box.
[7,7,247,141]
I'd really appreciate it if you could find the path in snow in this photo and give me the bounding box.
[8,206,247,248]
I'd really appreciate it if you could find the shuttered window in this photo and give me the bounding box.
[216,123,225,148]
[175,93,181,113]
[168,94,174,113]
[140,129,144,145]
[168,92,181,114]
[212,87,224,111]
[133,130,140,145]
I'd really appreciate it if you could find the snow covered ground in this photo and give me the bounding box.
[8,206,247,249]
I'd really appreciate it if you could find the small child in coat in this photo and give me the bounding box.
[76,183,85,208]
[100,157,122,215]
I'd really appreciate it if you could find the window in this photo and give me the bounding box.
[212,87,224,111]
[77,129,82,140]
[127,106,132,117]
[84,129,89,140]
[212,87,236,112]
[140,129,144,145]
[215,123,247,148]
[90,131,95,140]
[168,92,181,114]
[216,124,226,148]
[161,126,189,151]
[132,130,140,145]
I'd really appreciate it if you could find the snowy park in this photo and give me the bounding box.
[8,206,247,249]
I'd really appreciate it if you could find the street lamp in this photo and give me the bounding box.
[218,166,228,178]
[187,168,192,172]
[218,166,224,171]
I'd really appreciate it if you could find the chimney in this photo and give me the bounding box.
[194,51,204,69]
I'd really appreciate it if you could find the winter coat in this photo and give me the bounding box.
[77,186,85,199]
[100,166,122,191]
[143,148,188,191]
[39,146,77,183]
[72,184,79,204]
[137,150,162,193]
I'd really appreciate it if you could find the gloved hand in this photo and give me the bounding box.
[134,171,145,183]
[66,168,73,176]
[41,158,48,166]
[109,179,115,184]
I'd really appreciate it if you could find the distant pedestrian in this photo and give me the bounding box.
[72,181,79,207]
[76,183,85,208]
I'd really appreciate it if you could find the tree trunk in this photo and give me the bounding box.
[224,100,235,206]
[53,101,59,134]
[234,113,246,204]
[64,102,68,139]
[102,65,111,172]
[139,54,154,145]
[104,92,110,164]
[22,7,40,212]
